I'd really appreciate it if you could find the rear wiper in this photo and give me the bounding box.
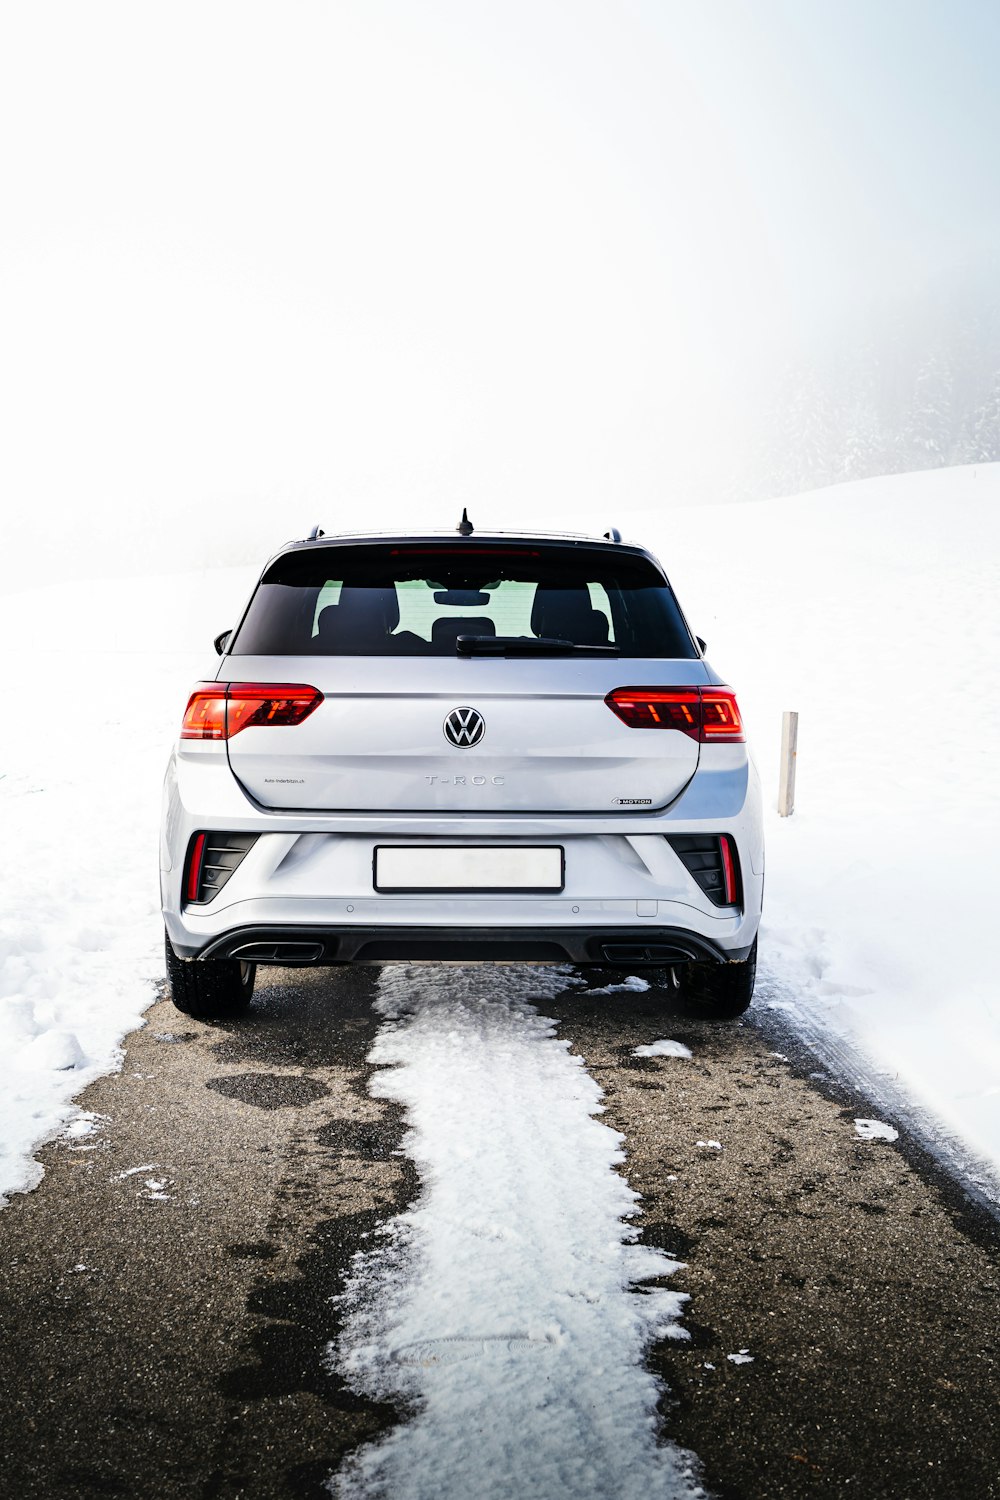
[456,635,619,656]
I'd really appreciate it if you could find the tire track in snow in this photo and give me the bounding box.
[327,964,706,1500]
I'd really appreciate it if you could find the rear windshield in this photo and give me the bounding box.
[229,543,697,658]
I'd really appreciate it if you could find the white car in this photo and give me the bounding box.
[161,520,763,1019]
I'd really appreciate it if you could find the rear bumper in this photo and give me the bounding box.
[176,922,755,967]
[161,744,765,967]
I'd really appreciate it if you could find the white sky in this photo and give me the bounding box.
[2,0,998,581]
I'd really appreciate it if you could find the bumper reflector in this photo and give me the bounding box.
[184,832,258,906]
[667,833,742,908]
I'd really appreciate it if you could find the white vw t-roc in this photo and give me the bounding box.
[161,520,763,1019]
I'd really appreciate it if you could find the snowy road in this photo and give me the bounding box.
[0,965,998,1500]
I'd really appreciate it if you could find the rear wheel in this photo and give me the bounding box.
[164,932,256,1020]
[680,936,756,1020]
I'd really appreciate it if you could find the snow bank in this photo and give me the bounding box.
[608,463,1000,1174]
[0,564,255,1201]
[330,963,703,1500]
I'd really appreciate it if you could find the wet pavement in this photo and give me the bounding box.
[0,965,997,1499]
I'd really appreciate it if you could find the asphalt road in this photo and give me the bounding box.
[0,966,998,1500]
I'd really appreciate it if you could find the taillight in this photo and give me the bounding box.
[719,834,739,904]
[186,831,207,902]
[181,683,323,740]
[226,683,323,735]
[700,690,744,741]
[606,686,744,743]
[181,686,228,739]
[604,688,700,733]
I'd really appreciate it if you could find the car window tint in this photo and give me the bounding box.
[231,544,695,658]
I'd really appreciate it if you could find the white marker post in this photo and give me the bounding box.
[778,710,798,817]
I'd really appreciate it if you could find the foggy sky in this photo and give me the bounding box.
[2,0,998,584]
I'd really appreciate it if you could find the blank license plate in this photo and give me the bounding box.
[374,845,564,893]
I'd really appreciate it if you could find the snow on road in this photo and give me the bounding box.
[634,1039,693,1059]
[328,963,704,1500]
[854,1118,899,1143]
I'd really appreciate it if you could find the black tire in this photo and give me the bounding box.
[164,932,256,1020]
[679,936,757,1020]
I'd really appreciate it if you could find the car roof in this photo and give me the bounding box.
[276,528,651,558]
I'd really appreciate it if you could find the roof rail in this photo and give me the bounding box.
[306,524,325,540]
[603,526,622,543]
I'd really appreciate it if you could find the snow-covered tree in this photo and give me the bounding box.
[742,261,1000,498]
[967,373,1000,462]
[905,353,953,467]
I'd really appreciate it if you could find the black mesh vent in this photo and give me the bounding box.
[666,834,738,907]
[189,833,258,905]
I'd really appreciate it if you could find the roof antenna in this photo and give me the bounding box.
[457,507,474,536]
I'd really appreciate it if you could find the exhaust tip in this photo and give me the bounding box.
[600,943,694,965]
[229,941,325,964]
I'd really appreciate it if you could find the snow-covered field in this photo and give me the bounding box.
[0,567,256,1199]
[1,462,998,1206]
[655,464,1000,1186]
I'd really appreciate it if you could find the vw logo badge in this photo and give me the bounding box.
[444,706,485,748]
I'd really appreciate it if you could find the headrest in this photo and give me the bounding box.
[335,585,400,634]
[530,585,609,645]
[530,585,594,635]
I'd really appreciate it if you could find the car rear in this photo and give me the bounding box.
[161,530,763,987]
